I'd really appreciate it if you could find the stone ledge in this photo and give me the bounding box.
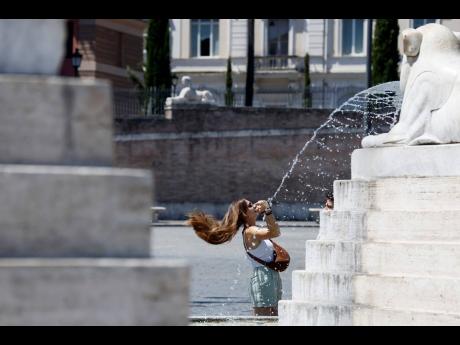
[0,258,189,325]
[352,144,460,179]
[0,165,153,257]
[0,75,113,166]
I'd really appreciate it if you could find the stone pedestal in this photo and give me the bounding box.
[0,76,189,325]
[164,103,218,120]
[279,145,460,325]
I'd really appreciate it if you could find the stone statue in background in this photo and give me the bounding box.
[0,20,66,75]
[362,23,460,147]
[165,76,216,106]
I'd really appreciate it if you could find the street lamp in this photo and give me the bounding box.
[71,48,83,77]
[171,74,178,96]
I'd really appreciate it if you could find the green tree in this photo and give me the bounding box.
[371,19,400,86]
[127,19,172,115]
[225,57,234,106]
[303,53,312,108]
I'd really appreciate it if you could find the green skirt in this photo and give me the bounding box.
[249,266,283,308]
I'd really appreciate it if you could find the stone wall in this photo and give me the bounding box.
[114,105,363,220]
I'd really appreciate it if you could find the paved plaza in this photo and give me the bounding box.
[151,221,319,319]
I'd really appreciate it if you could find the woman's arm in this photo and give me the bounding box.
[248,200,280,241]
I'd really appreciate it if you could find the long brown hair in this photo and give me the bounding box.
[186,199,249,245]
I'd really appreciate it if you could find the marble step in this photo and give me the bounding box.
[305,240,361,272]
[0,76,113,166]
[318,210,366,241]
[0,165,152,257]
[278,300,352,326]
[334,177,460,211]
[354,274,460,314]
[292,271,353,304]
[319,209,460,243]
[0,258,189,325]
[361,241,460,277]
[353,305,460,326]
[366,210,460,242]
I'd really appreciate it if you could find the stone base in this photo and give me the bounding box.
[354,274,460,314]
[292,271,353,304]
[0,165,152,257]
[352,144,460,179]
[353,305,460,326]
[278,301,352,326]
[0,258,189,325]
[0,76,113,166]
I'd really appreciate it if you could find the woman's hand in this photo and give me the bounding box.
[254,200,269,214]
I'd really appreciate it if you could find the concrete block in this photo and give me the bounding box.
[352,144,460,179]
[0,258,189,325]
[353,305,460,326]
[278,300,352,326]
[354,274,460,314]
[318,210,367,241]
[292,271,353,304]
[305,240,361,273]
[361,241,460,277]
[0,165,152,257]
[0,76,113,165]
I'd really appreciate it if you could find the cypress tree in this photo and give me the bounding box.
[145,19,172,90]
[143,19,172,114]
[303,53,312,108]
[371,19,400,86]
[225,57,234,106]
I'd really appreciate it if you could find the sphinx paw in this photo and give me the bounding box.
[408,135,442,145]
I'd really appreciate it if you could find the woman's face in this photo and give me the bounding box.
[244,199,258,225]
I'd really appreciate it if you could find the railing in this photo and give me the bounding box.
[216,85,366,109]
[254,56,301,71]
[113,85,367,118]
[113,88,172,118]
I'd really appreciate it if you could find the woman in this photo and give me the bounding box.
[186,199,282,316]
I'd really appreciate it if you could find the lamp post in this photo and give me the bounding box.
[71,48,83,77]
[245,19,255,107]
[171,74,178,96]
[365,19,373,135]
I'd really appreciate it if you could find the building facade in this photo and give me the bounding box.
[61,19,147,88]
[170,19,460,108]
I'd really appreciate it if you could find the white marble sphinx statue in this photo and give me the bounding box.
[165,76,216,106]
[362,23,460,147]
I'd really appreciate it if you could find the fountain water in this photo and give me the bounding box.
[268,81,403,217]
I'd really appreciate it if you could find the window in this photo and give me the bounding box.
[412,19,436,28]
[341,19,364,56]
[268,19,289,56]
[191,19,219,57]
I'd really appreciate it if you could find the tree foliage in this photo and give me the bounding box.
[144,19,172,90]
[225,57,234,106]
[371,19,400,86]
[127,19,172,115]
[303,53,312,108]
